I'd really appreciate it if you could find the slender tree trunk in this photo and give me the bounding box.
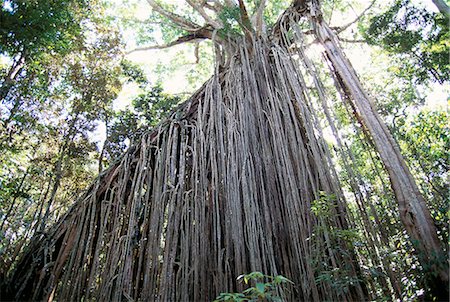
[0,170,28,231]
[98,116,109,174]
[39,114,79,232]
[311,15,448,291]
[33,175,53,234]
[0,54,25,101]
[39,156,64,232]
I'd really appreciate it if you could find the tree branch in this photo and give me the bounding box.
[186,0,222,28]
[337,37,366,43]
[126,29,212,54]
[146,0,201,32]
[272,0,307,41]
[335,0,376,33]
[237,0,255,36]
[252,0,267,35]
[203,1,224,14]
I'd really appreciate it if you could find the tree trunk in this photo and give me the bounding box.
[0,54,25,101]
[0,170,28,231]
[39,156,64,232]
[432,0,450,17]
[311,15,448,292]
[39,114,79,232]
[98,115,109,174]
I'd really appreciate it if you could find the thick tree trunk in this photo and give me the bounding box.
[311,16,448,293]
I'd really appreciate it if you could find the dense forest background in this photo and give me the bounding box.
[0,0,448,300]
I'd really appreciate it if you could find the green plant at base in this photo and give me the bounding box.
[214,272,293,302]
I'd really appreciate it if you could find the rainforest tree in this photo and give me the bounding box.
[1,0,448,301]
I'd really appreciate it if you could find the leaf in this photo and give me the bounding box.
[274,275,294,284]
[244,276,249,284]
[255,282,265,294]
[248,271,264,280]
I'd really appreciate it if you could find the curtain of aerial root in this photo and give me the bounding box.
[3,40,367,301]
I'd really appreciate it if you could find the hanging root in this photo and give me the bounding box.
[2,39,367,302]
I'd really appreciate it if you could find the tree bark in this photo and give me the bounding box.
[432,0,450,18]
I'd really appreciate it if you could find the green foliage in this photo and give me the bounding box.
[218,6,244,37]
[214,272,293,302]
[0,0,86,54]
[260,0,290,29]
[331,93,448,300]
[315,268,362,294]
[394,109,449,243]
[374,79,424,118]
[105,86,180,161]
[0,0,126,267]
[361,0,449,83]
[133,86,180,127]
[120,59,148,88]
[310,191,337,218]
